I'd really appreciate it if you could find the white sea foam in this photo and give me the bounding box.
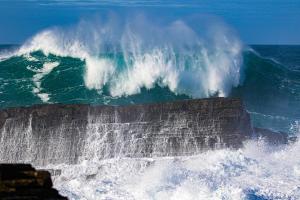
[50,137,300,200]
[29,61,60,102]
[23,54,39,62]
[8,15,243,99]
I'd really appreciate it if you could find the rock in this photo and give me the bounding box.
[0,164,67,200]
[0,97,253,165]
[1,98,295,165]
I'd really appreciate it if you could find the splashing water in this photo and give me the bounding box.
[6,15,243,99]
[50,137,300,200]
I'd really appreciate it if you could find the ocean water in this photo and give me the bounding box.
[0,16,299,200]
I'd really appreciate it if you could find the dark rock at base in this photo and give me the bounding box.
[0,164,67,200]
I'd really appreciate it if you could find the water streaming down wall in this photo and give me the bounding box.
[0,98,252,166]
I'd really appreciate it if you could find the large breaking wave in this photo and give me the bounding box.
[1,14,243,100]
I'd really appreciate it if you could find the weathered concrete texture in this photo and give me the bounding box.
[0,164,67,200]
[0,98,252,165]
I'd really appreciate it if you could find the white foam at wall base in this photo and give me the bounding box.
[51,138,300,200]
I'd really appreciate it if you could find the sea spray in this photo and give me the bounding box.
[7,14,243,99]
[51,138,300,200]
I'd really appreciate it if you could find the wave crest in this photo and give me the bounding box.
[12,15,244,98]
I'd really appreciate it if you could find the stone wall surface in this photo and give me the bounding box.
[0,98,253,165]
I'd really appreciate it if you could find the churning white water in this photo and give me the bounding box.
[49,138,300,200]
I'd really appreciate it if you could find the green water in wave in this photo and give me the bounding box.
[0,45,300,133]
[0,50,189,107]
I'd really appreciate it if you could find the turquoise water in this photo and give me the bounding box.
[1,45,299,133]
[232,46,300,132]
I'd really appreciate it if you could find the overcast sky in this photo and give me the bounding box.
[0,0,299,44]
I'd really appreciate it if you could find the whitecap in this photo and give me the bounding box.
[31,61,60,103]
[10,15,243,99]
